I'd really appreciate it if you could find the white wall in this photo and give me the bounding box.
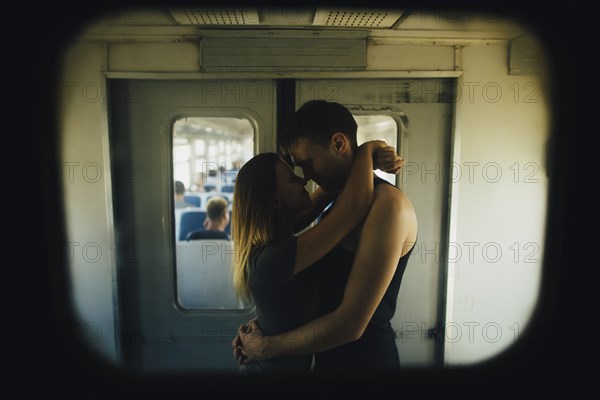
[59,42,119,363]
[445,44,549,364]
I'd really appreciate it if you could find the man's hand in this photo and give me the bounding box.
[231,319,267,365]
[374,145,404,174]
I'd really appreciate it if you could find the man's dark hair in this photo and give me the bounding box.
[175,180,186,195]
[279,100,358,156]
[206,196,228,221]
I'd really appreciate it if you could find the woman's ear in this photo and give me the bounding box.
[330,132,349,154]
[273,197,282,209]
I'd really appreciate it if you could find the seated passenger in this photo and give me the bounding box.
[186,196,230,240]
[174,180,195,209]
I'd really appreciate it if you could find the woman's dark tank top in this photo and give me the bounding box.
[313,176,415,372]
[241,236,317,374]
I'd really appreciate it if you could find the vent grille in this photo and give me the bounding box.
[201,37,366,71]
[170,8,259,25]
[313,8,403,28]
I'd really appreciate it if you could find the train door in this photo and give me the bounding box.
[108,79,275,371]
[297,79,453,366]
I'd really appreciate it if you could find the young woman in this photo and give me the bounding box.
[231,140,402,374]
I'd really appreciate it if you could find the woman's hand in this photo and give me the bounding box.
[231,319,268,365]
[360,140,405,174]
[374,145,404,174]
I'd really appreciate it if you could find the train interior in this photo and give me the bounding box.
[35,3,569,388]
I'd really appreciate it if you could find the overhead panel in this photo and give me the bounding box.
[169,7,260,25]
[313,8,403,28]
[508,34,546,75]
[201,34,367,71]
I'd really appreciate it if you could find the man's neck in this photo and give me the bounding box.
[205,221,225,231]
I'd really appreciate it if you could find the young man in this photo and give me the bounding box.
[174,180,195,209]
[186,196,230,240]
[233,100,418,371]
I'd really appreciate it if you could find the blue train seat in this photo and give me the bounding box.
[178,210,207,241]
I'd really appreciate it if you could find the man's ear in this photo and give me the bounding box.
[330,132,349,154]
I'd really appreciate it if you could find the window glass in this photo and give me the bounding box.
[172,116,254,310]
[354,114,399,185]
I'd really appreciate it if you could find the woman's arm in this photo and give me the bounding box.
[234,185,416,361]
[291,140,403,275]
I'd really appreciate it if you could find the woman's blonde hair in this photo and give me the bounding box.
[232,153,280,305]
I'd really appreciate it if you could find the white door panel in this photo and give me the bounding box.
[109,79,276,371]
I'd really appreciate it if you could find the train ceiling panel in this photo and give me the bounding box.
[312,8,403,28]
[86,7,527,41]
[168,7,403,28]
[169,8,260,25]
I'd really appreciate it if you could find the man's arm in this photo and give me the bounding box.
[235,185,417,360]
